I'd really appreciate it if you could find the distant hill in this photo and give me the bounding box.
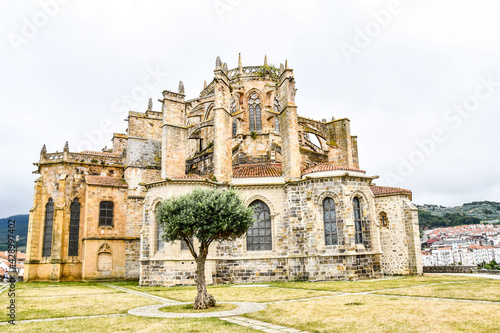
[417,201,500,230]
[0,214,29,252]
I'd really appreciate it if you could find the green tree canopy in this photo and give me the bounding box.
[157,188,255,309]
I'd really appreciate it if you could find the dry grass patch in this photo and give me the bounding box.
[270,275,482,293]
[245,294,500,333]
[0,292,157,322]
[1,316,257,333]
[375,279,500,302]
[146,286,334,302]
[2,283,119,298]
[158,303,238,313]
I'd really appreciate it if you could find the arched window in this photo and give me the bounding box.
[323,198,338,245]
[247,200,271,251]
[42,198,54,257]
[230,97,237,114]
[156,204,164,252]
[248,93,262,132]
[99,201,114,227]
[353,197,363,244]
[68,198,80,256]
[232,119,237,136]
[379,212,389,228]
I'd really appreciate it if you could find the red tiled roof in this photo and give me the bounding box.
[85,176,128,187]
[370,186,412,196]
[302,163,366,175]
[0,251,25,260]
[233,163,283,178]
[80,150,120,157]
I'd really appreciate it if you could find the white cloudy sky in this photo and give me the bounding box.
[1,0,499,218]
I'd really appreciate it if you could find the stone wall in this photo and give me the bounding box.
[423,266,477,273]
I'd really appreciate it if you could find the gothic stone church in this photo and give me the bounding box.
[25,56,423,284]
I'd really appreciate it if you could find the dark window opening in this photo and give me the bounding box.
[68,198,80,256]
[99,201,114,227]
[323,198,338,246]
[42,198,54,257]
[247,200,272,251]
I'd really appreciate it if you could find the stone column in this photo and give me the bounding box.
[160,89,187,178]
[277,65,301,181]
[212,60,232,182]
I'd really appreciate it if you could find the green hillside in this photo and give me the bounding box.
[417,201,500,230]
[0,214,29,252]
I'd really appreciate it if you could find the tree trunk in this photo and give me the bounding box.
[193,253,215,309]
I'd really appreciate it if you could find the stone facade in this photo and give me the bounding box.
[25,55,422,283]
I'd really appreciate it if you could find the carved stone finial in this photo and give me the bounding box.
[63,141,69,152]
[223,62,228,74]
[204,80,207,88]
[238,53,242,68]
[41,144,47,155]
[285,59,288,69]
[264,55,268,66]
[215,56,222,69]
[178,81,185,95]
[280,63,284,72]
[147,98,152,111]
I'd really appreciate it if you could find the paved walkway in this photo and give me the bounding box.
[0,314,126,326]
[221,316,309,333]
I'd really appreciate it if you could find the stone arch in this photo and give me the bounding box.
[151,197,165,252]
[244,194,275,215]
[349,190,371,218]
[317,191,343,246]
[204,103,215,121]
[97,243,112,274]
[245,89,264,132]
[316,190,341,207]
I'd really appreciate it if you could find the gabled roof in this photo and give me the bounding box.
[302,162,366,176]
[85,176,128,187]
[233,163,283,178]
[370,186,412,196]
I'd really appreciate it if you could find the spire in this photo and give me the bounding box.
[264,55,268,66]
[204,80,207,88]
[215,56,222,69]
[147,98,152,111]
[222,62,228,74]
[178,81,185,95]
[285,59,288,69]
[280,63,284,72]
[63,141,69,152]
[41,144,47,155]
[238,53,242,68]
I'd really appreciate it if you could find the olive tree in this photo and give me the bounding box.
[157,188,255,309]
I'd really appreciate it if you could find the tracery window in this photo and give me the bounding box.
[323,198,338,245]
[230,97,237,114]
[232,119,237,136]
[274,98,281,133]
[99,201,114,227]
[247,200,271,251]
[156,204,164,252]
[248,93,262,132]
[68,198,80,256]
[379,212,389,228]
[42,198,54,257]
[353,197,363,244]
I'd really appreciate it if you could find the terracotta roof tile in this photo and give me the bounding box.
[302,162,366,175]
[370,186,412,196]
[80,150,120,157]
[86,176,128,187]
[233,163,283,178]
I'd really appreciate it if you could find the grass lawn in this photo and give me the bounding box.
[0,275,498,332]
[245,294,500,333]
[142,285,335,302]
[0,316,258,333]
[269,274,483,293]
[373,279,500,302]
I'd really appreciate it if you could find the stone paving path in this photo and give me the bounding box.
[104,283,180,303]
[221,316,309,333]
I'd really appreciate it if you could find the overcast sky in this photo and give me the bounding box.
[1,0,499,218]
